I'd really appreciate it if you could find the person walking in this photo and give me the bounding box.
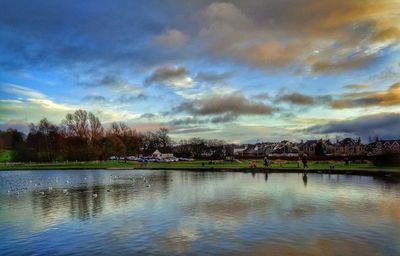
[302,154,309,169]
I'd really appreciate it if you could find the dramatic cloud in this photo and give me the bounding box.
[198,0,398,72]
[0,1,175,72]
[276,92,332,106]
[371,27,400,43]
[274,83,400,109]
[278,93,315,105]
[210,113,238,124]
[239,42,306,68]
[310,55,376,74]
[1,0,398,75]
[175,92,276,116]
[199,2,304,68]
[0,1,399,141]
[145,65,194,88]
[305,113,400,140]
[168,112,238,126]
[154,29,188,48]
[331,82,400,108]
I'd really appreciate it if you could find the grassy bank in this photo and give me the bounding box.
[0,150,13,162]
[1,159,399,173]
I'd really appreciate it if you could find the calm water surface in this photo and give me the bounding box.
[0,170,399,255]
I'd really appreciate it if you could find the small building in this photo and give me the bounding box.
[233,146,247,156]
[152,149,174,159]
[268,146,299,157]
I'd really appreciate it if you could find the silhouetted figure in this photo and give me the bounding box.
[263,156,269,168]
[302,154,309,169]
[345,157,349,165]
[201,162,205,167]
[302,173,308,187]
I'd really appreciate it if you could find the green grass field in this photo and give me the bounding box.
[1,159,399,172]
[0,150,13,162]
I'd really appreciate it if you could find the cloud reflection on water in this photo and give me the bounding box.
[0,170,399,255]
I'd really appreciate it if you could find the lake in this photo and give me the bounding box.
[0,170,399,255]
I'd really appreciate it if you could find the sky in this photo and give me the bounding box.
[0,0,399,143]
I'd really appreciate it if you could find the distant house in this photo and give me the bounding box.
[263,143,277,155]
[366,140,400,155]
[152,149,174,159]
[298,140,318,156]
[297,138,365,156]
[332,138,365,156]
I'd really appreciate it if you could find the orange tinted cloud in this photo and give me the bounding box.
[331,82,400,108]
[199,0,399,72]
[311,55,376,74]
[371,27,400,42]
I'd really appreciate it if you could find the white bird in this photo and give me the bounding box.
[93,193,98,198]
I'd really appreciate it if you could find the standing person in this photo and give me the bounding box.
[302,154,308,169]
[263,156,269,167]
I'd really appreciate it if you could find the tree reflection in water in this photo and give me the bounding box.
[0,170,399,255]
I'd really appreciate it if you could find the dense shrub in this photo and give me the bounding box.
[372,153,400,166]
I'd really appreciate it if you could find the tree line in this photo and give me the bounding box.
[0,109,231,162]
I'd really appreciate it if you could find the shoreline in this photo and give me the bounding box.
[110,167,400,177]
[1,165,399,177]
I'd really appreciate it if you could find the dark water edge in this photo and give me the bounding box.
[1,166,400,178]
[1,170,400,255]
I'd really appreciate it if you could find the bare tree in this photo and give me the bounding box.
[157,127,171,149]
[88,112,104,142]
[63,109,90,139]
